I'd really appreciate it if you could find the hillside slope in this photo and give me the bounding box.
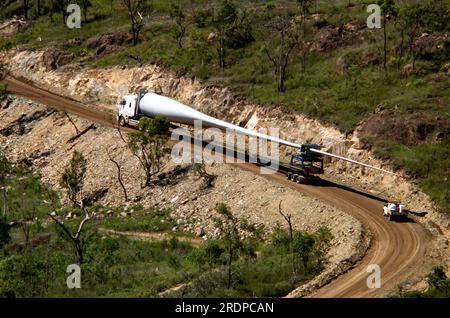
[1,0,447,213]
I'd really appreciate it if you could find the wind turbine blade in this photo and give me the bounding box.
[310,148,395,175]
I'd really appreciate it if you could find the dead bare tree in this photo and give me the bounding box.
[298,0,312,72]
[170,3,190,48]
[278,200,293,241]
[278,200,296,274]
[106,149,128,202]
[263,16,300,93]
[49,209,92,264]
[23,0,32,20]
[49,151,92,264]
[0,153,11,219]
[122,0,148,45]
[64,112,79,134]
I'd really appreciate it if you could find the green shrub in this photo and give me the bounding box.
[370,137,450,213]
[392,265,450,298]
[0,38,14,51]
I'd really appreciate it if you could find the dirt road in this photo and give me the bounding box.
[2,75,432,297]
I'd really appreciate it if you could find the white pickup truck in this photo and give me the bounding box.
[383,202,408,221]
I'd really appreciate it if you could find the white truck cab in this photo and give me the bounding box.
[117,90,162,127]
[117,94,139,126]
[383,202,408,221]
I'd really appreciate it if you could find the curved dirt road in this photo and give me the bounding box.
[2,76,432,297]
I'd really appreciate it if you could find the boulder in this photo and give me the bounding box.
[41,50,57,71]
[196,227,206,237]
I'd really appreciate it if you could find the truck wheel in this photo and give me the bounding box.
[292,174,298,182]
[389,214,395,221]
[287,173,292,180]
[297,176,304,184]
[118,116,126,127]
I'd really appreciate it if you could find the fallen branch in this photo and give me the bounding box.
[67,124,95,143]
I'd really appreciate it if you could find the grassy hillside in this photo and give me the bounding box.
[0,0,449,212]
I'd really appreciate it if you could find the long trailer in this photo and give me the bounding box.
[117,90,396,182]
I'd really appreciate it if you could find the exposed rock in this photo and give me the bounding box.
[41,50,57,71]
[359,109,450,146]
[402,63,415,78]
[196,227,206,237]
[207,32,217,42]
[361,52,381,66]
[0,17,31,37]
[314,22,365,52]
[86,32,133,57]
[57,52,75,67]
[65,38,84,46]
[336,57,349,75]
[41,50,75,71]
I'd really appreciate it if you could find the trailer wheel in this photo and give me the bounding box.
[118,116,126,127]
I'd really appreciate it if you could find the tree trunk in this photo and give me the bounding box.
[108,153,128,201]
[62,7,67,26]
[75,239,83,264]
[178,25,185,48]
[302,9,307,73]
[220,28,225,73]
[278,63,283,93]
[23,0,29,20]
[23,226,30,248]
[142,170,151,188]
[278,36,283,93]
[280,66,286,93]
[132,25,138,45]
[2,188,7,218]
[383,14,387,73]
[397,29,404,70]
[83,4,88,23]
